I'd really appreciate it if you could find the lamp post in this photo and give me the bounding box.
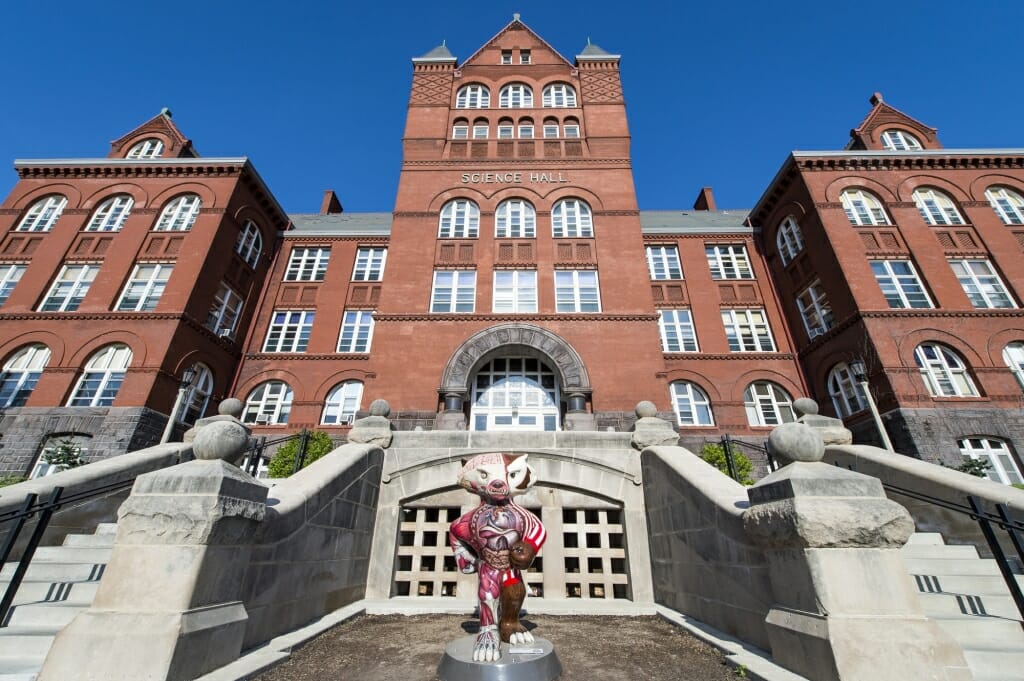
[160,366,198,444]
[849,359,894,452]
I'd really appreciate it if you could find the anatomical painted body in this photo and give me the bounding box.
[449,453,546,662]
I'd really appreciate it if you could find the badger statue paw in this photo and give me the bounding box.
[473,626,501,662]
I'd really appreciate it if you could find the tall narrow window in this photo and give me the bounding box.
[840,189,889,226]
[1003,342,1024,391]
[0,344,50,408]
[181,364,214,426]
[949,259,1015,308]
[0,264,25,307]
[880,129,923,151]
[439,200,480,239]
[959,438,1023,486]
[431,271,476,313]
[722,309,775,352]
[263,310,315,352]
[554,270,600,312]
[155,194,202,231]
[495,200,536,238]
[322,381,364,425]
[658,310,698,352]
[827,363,866,417]
[669,382,714,426]
[17,195,67,232]
[243,381,293,425]
[499,83,533,108]
[796,281,834,338]
[706,244,753,279]
[501,50,512,65]
[646,246,682,280]
[126,138,165,158]
[68,344,132,407]
[914,343,978,397]
[40,263,97,312]
[455,84,490,108]
[870,260,933,309]
[986,186,1024,225]
[776,216,804,265]
[285,247,331,281]
[519,49,531,64]
[551,199,593,238]
[235,221,263,267]
[744,382,795,426]
[913,188,964,226]
[116,263,173,311]
[493,270,537,313]
[85,195,134,232]
[352,247,387,281]
[337,310,374,353]
[205,283,244,337]
[542,84,577,107]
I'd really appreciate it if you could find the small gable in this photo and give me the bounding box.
[848,93,941,151]
[108,108,197,159]
[459,14,572,69]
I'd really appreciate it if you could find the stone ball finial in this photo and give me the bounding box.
[768,422,825,463]
[193,420,250,462]
[218,398,244,419]
[635,401,657,418]
[369,399,391,417]
[793,397,819,418]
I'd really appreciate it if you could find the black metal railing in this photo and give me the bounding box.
[242,429,312,478]
[716,435,776,482]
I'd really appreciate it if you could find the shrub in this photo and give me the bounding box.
[0,475,26,488]
[42,439,86,471]
[267,431,336,478]
[943,457,991,478]
[700,442,755,486]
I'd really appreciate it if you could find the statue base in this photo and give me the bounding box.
[437,636,561,681]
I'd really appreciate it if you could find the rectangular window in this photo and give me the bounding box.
[263,310,315,352]
[337,310,374,353]
[563,124,580,138]
[645,246,682,280]
[472,125,488,139]
[518,124,534,139]
[555,270,601,312]
[431,271,476,313]
[706,244,753,279]
[285,247,331,281]
[452,125,468,139]
[658,310,698,352]
[721,309,776,352]
[949,259,1015,309]
[497,125,514,139]
[501,50,512,64]
[205,283,244,337]
[0,264,25,307]
[493,270,537,313]
[520,49,531,64]
[543,125,559,138]
[116,263,173,312]
[352,247,387,281]
[870,260,933,309]
[796,281,834,338]
[39,263,97,312]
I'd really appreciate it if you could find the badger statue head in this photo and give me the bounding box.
[458,452,536,503]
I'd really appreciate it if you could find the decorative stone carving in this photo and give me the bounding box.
[630,401,678,450]
[182,397,249,444]
[348,399,393,448]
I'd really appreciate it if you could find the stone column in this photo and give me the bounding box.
[436,392,468,430]
[743,422,971,681]
[39,421,267,681]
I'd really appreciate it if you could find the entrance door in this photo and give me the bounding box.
[471,357,560,431]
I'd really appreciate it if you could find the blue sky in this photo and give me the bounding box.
[1,1,1021,214]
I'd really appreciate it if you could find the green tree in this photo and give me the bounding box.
[942,457,992,478]
[267,431,336,478]
[0,475,26,488]
[700,442,755,486]
[42,439,85,471]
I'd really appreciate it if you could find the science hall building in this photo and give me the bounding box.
[1,17,1023,484]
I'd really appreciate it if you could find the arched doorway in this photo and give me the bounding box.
[471,356,560,431]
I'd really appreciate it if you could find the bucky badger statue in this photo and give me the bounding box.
[449,452,546,662]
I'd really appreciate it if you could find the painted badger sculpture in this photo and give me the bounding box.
[449,452,546,662]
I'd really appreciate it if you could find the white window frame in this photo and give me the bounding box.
[235,221,263,268]
[243,381,293,425]
[0,263,25,307]
[438,200,480,239]
[827,362,867,417]
[452,124,469,139]
[913,188,965,226]
[841,189,890,226]
[796,281,834,338]
[914,343,978,397]
[563,124,580,138]
[352,247,387,281]
[0,344,50,408]
[499,83,533,108]
[543,124,559,138]
[497,124,514,139]
[518,124,534,139]
[456,84,490,108]
[744,381,796,426]
[658,310,698,352]
[155,194,202,231]
[115,263,173,312]
[126,138,165,159]
[68,344,132,407]
[519,49,531,64]
[722,309,776,352]
[776,216,804,266]
[646,246,682,280]
[85,195,134,232]
[870,260,933,309]
[205,283,244,337]
[322,381,364,425]
[263,310,315,353]
[551,199,593,238]
[542,84,577,108]
[17,195,67,232]
[959,437,1023,486]
[40,263,97,312]
[501,50,512,64]
[472,124,488,139]
[706,244,753,279]
[949,259,1015,309]
[880,129,923,151]
[285,247,331,281]
[493,270,537,313]
[554,270,601,313]
[986,186,1024,226]
[1003,342,1024,391]
[337,310,374,353]
[670,381,714,426]
[430,271,476,313]
[181,364,214,426]
[495,199,536,238]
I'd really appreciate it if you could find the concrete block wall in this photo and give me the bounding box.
[642,445,772,650]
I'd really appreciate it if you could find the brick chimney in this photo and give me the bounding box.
[320,190,343,215]
[693,187,716,212]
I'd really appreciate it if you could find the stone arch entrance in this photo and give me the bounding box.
[437,323,594,430]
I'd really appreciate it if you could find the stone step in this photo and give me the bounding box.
[912,573,1019,596]
[900,544,980,560]
[0,657,46,681]
[5,602,86,628]
[903,557,1002,576]
[0,561,105,583]
[0,627,57,658]
[94,523,117,535]
[30,546,113,564]
[916,591,1021,621]
[62,532,116,548]
[963,648,1024,681]
[930,615,1024,650]
[0,580,99,607]
[906,532,946,546]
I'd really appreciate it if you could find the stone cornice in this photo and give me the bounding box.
[374,313,660,322]
[243,353,371,361]
[861,309,1024,319]
[794,154,1024,173]
[16,160,246,180]
[281,234,389,243]
[402,158,632,168]
[0,312,184,322]
[664,352,795,361]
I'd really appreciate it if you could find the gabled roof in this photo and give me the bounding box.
[459,14,572,68]
[848,93,938,149]
[109,108,194,156]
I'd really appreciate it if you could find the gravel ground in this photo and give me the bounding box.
[255,613,739,681]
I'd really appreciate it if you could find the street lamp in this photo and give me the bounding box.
[160,366,198,444]
[849,359,894,452]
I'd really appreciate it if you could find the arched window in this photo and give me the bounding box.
[496,117,514,139]
[880,129,922,151]
[985,186,1024,225]
[551,199,593,237]
[181,364,214,425]
[68,344,133,407]
[0,344,50,408]
[455,84,490,109]
[776,216,804,265]
[235,220,262,268]
[321,380,364,425]
[669,381,714,426]
[840,189,890,226]
[17,195,67,232]
[542,116,560,138]
[438,199,480,238]
[452,117,469,139]
[562,116,580,138]
[1002,342,1024,390]
[155,194,202,231]
[499,83,533,108]
[517,117,534,139]
[126,138,165,159]
[542,83,577,107]
[495,199,536,238]
[472,117,489,139]
[471,357,560,431]
[243,381,293,425]
[743,382,795,426]
[827,362,866,417]
[86,195,134,232]
[913,188,964,226]
[914,343,977,397]
[959,437,1023,485]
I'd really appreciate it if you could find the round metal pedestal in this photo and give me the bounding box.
[437,636,561,681]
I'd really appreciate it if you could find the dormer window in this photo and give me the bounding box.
[501,50,512,65]
[126,138,164,159]
[520,50,531,64]
[880,129,922,151]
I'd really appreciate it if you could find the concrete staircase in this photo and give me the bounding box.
[0,523,114,681]
[903,532,1024,681]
